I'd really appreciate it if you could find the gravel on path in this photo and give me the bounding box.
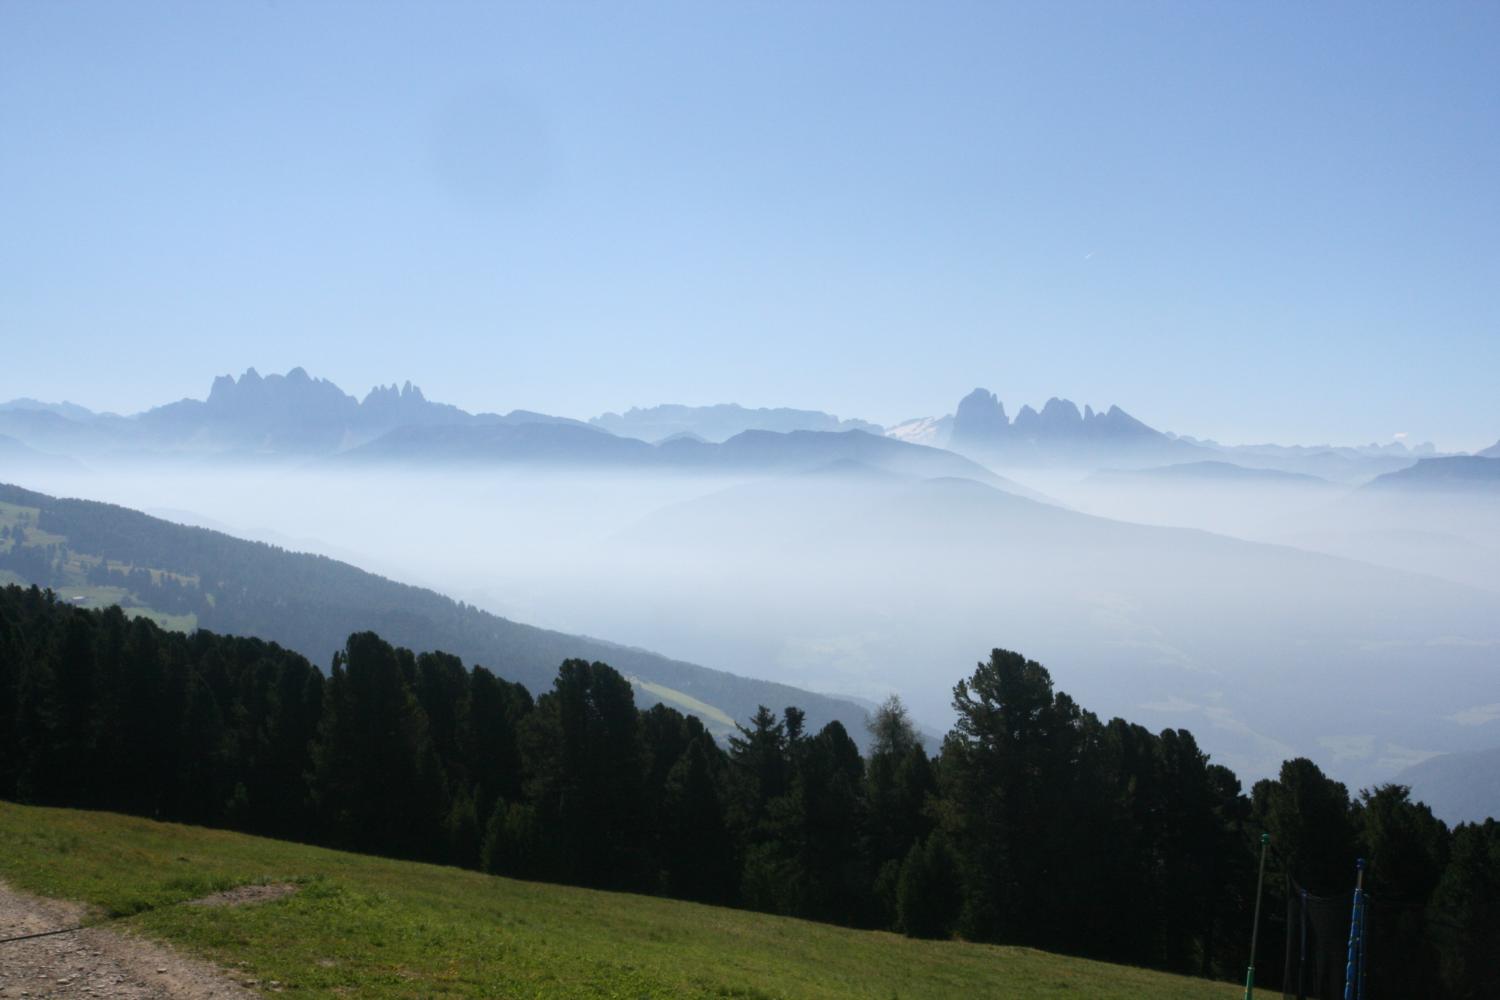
[0,879,260,999]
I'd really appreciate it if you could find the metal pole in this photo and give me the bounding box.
[1357,894,1368,1000]
[1244,832,1270,1000]
[1343,859,1366,1000]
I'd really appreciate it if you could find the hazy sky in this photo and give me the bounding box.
[3,2,1497,449]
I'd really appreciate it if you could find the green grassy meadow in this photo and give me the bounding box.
[0,802,1241,1000]
[630,676,738,732]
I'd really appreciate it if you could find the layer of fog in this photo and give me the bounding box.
[6,455,1498,791]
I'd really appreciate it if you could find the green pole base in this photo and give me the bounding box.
[1243,965,1255,1000]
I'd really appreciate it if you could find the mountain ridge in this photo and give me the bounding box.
[1364,455,1500,492]
[340,423,1049,498]
[0,371,1474,479]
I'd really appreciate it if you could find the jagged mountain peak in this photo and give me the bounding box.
[951,388,1009,447]
[941,387,1186,464]
[203,367,355,410]
[1039,397,1083,425]
[362,380,429,405]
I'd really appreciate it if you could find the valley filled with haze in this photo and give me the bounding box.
[4,368,1497,812]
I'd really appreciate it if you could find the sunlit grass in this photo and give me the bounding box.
[0,802,1240,999]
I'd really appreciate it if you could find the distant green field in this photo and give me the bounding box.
[631,676,737,731]
[0,500,198,632]
[0,803,1240,999]
[0,499,64,546]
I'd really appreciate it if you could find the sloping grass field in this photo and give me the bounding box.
[0,802,1241,999]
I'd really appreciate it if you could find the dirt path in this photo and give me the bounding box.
[0,880,258,999]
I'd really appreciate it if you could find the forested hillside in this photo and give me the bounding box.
[1,584,1494,996]
[0,481,867,740]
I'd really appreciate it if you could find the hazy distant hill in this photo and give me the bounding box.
[0,407,136,457]
[591,402,882,443]
[597,468,1500,786]
[1480,440,1500,459]
[0,434,84,472]
[1088,460,1335,486]
[341,421,645,464]
[343,423,1043,494]
[1393,746,1500,825]
[1260,456,1500,594]
[0,482,870,742]
[1207,445,1418,484]
[0,398,103,422]
[1364,456,1500,492]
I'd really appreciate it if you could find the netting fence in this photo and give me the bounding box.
[1274,876,1457,999]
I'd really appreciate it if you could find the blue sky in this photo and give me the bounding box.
[2,2,1497,449]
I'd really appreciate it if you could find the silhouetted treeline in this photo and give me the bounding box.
[0,584,1494,996]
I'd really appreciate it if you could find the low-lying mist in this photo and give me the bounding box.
[8,455,1498,790]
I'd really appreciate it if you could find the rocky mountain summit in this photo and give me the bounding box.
[939,387,1194,466]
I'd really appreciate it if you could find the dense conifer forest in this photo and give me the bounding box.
[0,583,1495,996]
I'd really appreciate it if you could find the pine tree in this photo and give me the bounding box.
[309,632,447,859]
[519,659,646,889]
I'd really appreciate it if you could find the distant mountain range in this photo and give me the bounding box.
[133,368,592,454]
[591,403,882,443]
[894,388,1189,467]
[0,368,588,460]
[887,387,1446,480]
[1475,439,1500,459]
[0,369,1479,484]
[0,482,870,743]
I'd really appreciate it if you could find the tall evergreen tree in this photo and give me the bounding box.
[1431,820,1500,999]
[865,696,935,926]
[309,632,447,859]
[1251,758,1357,893]
[660,736,736,903]
[519,659,647,889]
[466,664,529,828]
[939,648,1088,943]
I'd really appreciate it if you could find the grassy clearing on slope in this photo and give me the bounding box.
[0,500,62,547]
[0,500,198,631]
[0,803,1240,1000]
[631,677,737,730]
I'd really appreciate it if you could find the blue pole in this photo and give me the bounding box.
[1343,859,1366,1000]
[1357,892,1368,1000]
